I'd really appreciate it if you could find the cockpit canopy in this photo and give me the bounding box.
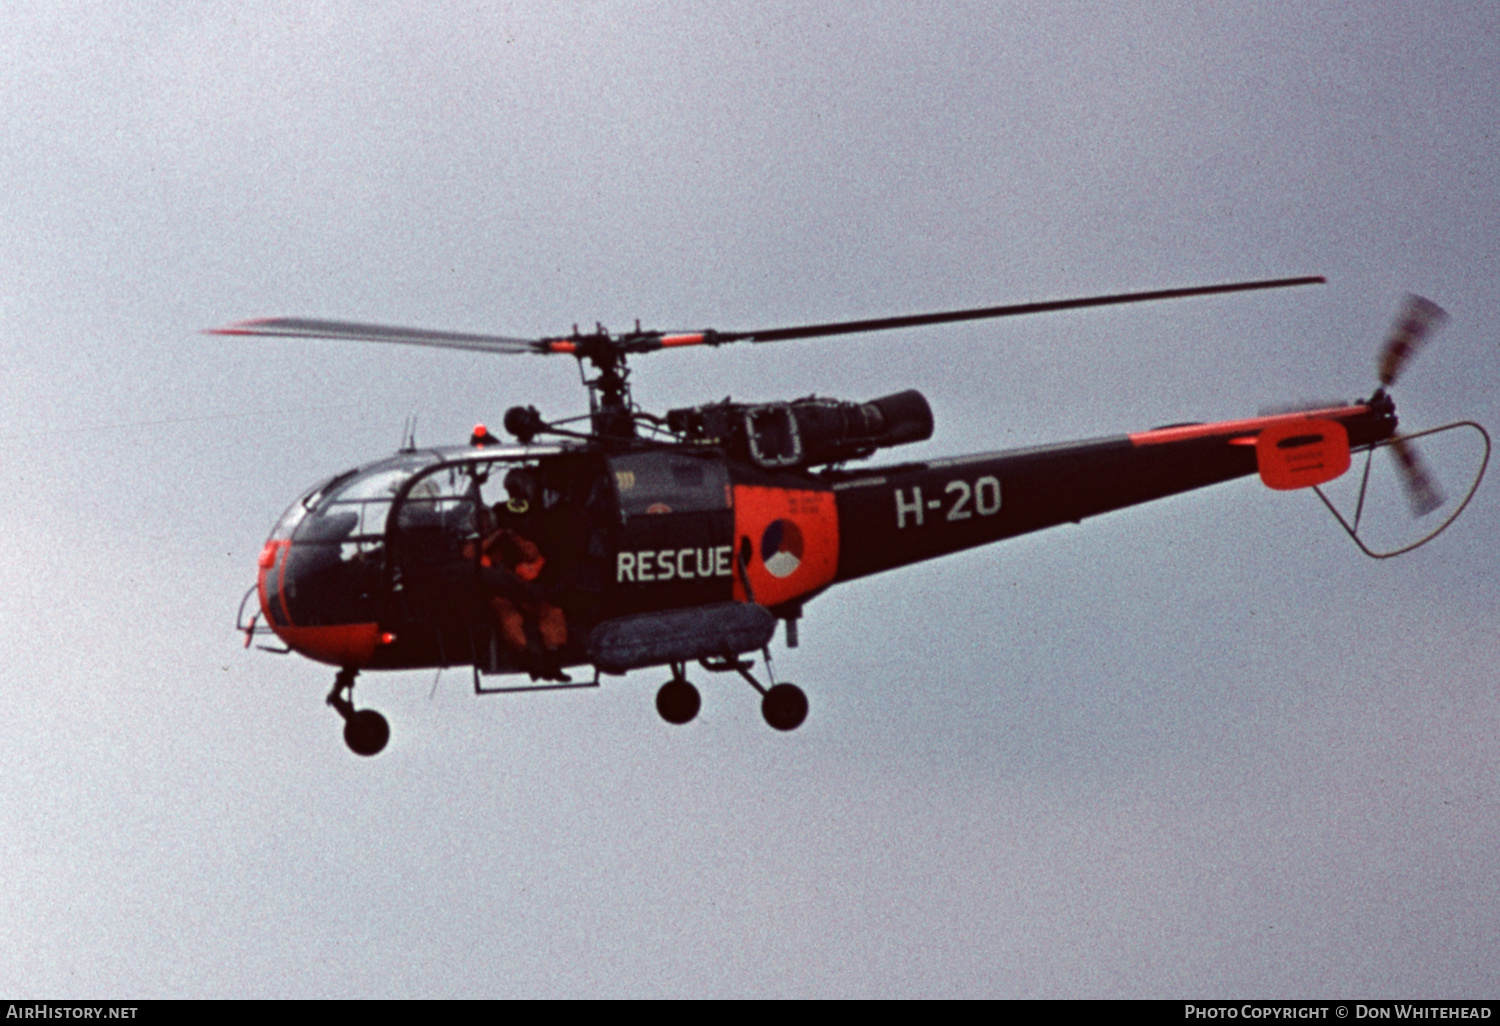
[271,451,447,546]
[261,447,560,633]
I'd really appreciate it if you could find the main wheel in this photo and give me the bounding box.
[344,709,390,756]
[656,678,701,725]
[761,683,808,732]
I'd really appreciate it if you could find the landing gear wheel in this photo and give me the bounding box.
[761,683,808,732]
[343,709,390,757]
[656,678,701,725]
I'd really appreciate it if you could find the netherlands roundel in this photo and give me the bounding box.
[760,519,805,579]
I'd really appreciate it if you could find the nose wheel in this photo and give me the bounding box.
[343,709,391,756]
[327,668,390,757]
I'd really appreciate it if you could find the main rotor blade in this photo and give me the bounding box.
[211,274,1324,360]
[713,275,1326,345]
[1389,436,1444,517]
[1377,294,1447,387]
[207,317,547,355]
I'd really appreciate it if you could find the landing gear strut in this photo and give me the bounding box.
[664,653,808,732]
[327,668,390,757]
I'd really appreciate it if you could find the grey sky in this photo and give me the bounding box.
[2,1,1497,998]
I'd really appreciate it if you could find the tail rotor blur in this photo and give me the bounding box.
[1310,291,1489,559]
[1376,295,1448,518]
[1388,435,1443,517]
[1378,294,1447,388]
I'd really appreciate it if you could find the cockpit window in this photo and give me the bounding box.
[283,454,441,545]
[394,463,481,535]
[269,483,321,541]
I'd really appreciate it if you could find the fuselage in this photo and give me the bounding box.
[254,396,1396,673]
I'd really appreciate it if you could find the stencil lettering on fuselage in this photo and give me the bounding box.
[616,545,734,583]
[894,475,1002,529]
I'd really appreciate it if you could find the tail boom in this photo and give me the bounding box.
[828,400,1395,582]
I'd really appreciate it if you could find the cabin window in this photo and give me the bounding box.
[608,451,731,520]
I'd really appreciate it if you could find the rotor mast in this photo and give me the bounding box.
[549,325,640,438]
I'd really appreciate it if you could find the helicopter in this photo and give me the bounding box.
[219,276,1487,756]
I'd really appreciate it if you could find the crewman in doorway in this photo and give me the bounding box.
[476,467,570,681]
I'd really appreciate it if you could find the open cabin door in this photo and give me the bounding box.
[385,461,487,664]
[382,451,614,671]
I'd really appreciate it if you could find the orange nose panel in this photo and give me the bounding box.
[272,623,381,667]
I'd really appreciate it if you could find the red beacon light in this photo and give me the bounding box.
[470,423,497,447]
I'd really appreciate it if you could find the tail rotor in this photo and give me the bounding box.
[1310,292,1489,559]
[1376,294,1449,518]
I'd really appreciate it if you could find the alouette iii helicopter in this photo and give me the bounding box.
[219,276,1487,756]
